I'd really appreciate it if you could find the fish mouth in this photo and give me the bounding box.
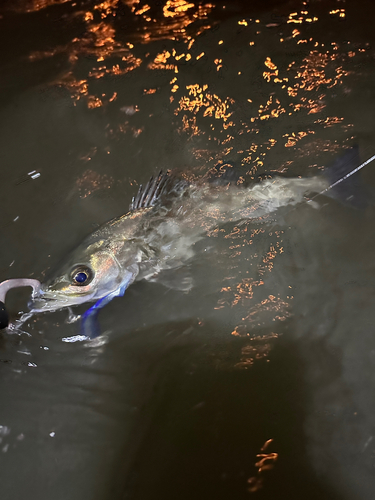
[28,295,68,313]
[28,289,89,313]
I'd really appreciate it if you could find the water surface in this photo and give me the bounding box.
[0,1,375,499]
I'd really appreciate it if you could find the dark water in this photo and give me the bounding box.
[1,0,375,499]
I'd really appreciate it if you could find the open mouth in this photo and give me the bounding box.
[28,296,60,313]
[28,290,71,312]
[28,287,94,313]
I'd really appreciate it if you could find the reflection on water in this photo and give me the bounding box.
[76,168,114,198]
[14,0,72,12]
[247,438,278,493]
[1,0,375,499]
[176,83,234,128]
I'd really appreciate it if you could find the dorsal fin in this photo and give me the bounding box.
[130,171,172,211]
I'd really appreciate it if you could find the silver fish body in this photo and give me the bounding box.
[30,173,328,314]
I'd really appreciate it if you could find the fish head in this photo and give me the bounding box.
[30,241,132,313]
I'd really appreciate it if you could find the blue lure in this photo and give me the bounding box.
[80,278,133,338]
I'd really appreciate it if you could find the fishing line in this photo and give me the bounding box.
[309,151,375,202]
[280,148,375,217]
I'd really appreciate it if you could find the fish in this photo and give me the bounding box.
[28,146,367,337]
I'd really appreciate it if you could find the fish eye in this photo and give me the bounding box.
[70,266,93,286]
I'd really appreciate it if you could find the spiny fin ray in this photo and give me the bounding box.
[130,171,172,211]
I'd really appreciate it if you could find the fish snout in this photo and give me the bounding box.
[28,288,66,312]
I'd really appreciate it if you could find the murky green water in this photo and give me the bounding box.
[1,0,375,499]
